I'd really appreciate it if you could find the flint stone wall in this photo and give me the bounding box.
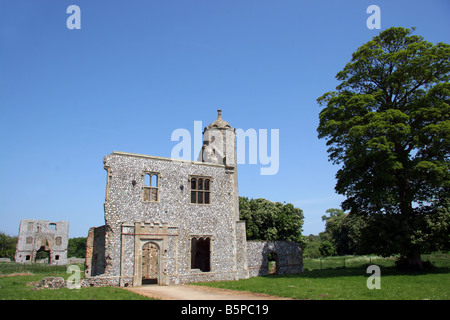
[247,241,303,277]
[85,151,247,286]
[15,219,69,265]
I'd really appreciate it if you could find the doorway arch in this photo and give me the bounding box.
[142,242,159,285]
[35,246,51,264]
[267,252,279,275]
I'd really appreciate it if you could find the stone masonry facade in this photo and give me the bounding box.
[247,241,303,277]
[15,219,69,265]
[85,111,303,286]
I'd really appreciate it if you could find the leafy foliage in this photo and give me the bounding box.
[317,27,450,263]
[68,237,87,258]
[239,197,306,246]
[318,240,336,257]
[0,232,17,259]
[303,234,322,258]
[320,209,368,256]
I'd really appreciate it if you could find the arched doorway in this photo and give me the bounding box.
[35,246,51,264]
[35,239,52,264]
[142,242,159,285]
[268,252,279,275]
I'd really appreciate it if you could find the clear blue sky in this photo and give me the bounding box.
[1,0,449,238]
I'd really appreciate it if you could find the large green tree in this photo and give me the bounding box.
[317,27,450,268]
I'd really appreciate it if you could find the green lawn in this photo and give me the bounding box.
[0,263,150,300]
[195,254,450,300]
[1,255,449,300]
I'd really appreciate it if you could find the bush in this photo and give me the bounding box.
[0,232,17,259]
[319,240,336,257]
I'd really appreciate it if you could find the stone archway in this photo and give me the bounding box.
[35,239,52,264]
[267,252,279,275]
[142,242,159,285]
[35,246,51,264]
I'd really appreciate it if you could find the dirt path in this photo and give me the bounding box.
[126,284,294,300]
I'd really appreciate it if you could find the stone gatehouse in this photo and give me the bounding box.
[15,219,69,265]
[84,110,302,286]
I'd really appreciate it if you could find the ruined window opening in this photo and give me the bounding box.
[191,237,211,272]
[55,255,60,261]
[143,172,159,202]
[27,222,34,231]
[190,176,211,204]
[26,255,31,261]
[49,223,56,230]
[56,237,62,246]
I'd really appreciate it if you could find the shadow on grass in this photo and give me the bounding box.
[264,265,450,279]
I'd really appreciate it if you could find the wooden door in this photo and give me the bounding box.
[142,243,158,284]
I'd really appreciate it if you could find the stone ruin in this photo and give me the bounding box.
[14,219,69,265]
[83,110,304,286]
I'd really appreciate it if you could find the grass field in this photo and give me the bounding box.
[303,253,450,270]
[1,254,449,300]
[195,254,450,300]
[0,262,150,300]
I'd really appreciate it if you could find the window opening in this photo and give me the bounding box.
[191,237,211,272]
[190,176,211,204]
[151,174,158,188]
[143,172,159,202]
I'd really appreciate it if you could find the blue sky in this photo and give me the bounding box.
[1,0,449,238]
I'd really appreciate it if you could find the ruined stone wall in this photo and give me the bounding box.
[93,151,246,286]
[247,241,303,278]
[15,219,69,265]
[85,225,106,277]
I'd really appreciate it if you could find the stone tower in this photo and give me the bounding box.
[198,110,239,221]
[198,109,236,168]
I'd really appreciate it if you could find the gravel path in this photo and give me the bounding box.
[126,284,294,300]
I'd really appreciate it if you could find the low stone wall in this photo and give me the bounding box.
[30,277,66,290]
[168,270,247,285]
[247,241,303,278]
[81,276,122,287]
[67,257,85,265]
[29,276,123,289]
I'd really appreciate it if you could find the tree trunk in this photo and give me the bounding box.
[406,252,423,270]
